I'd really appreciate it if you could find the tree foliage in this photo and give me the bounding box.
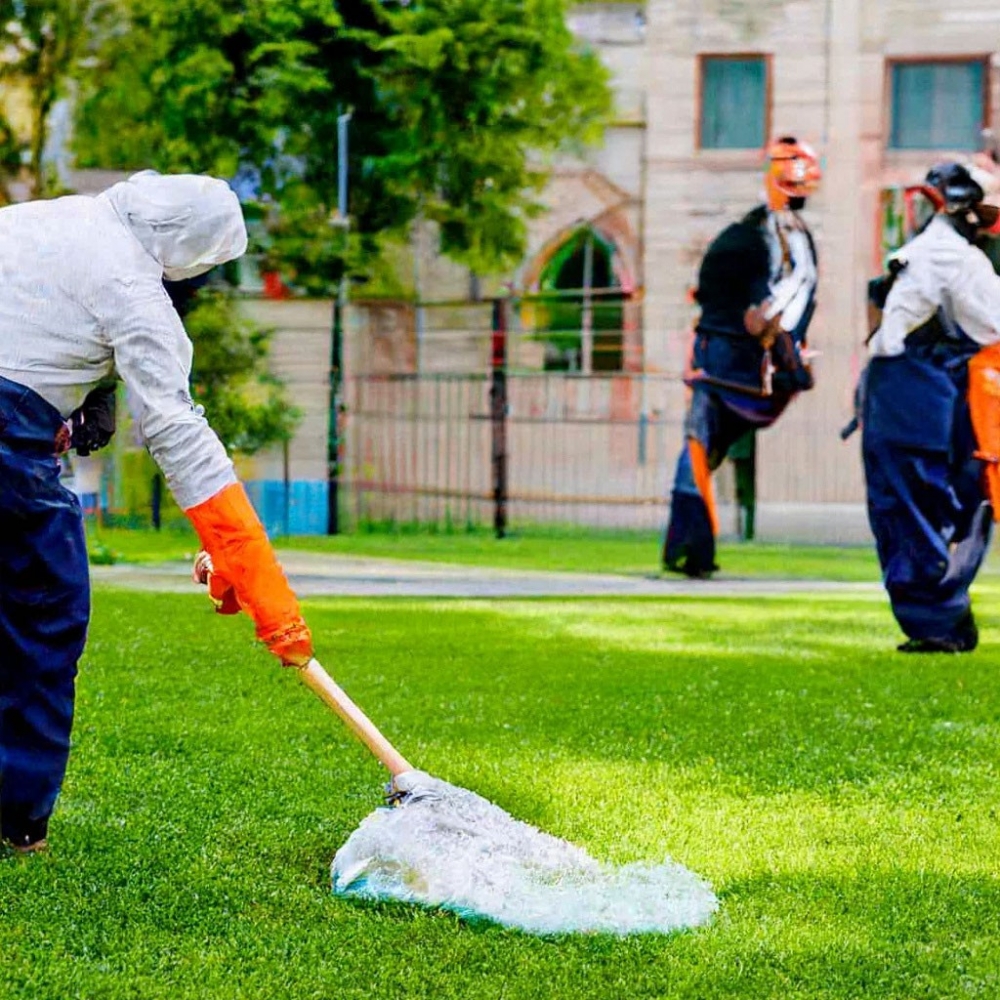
[74,1,338,183]
[0,108,23,205]
[363,0,611,272]
[0,0,112,197]
[73,0,611,287]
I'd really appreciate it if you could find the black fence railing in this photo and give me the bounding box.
[342,296,715,535]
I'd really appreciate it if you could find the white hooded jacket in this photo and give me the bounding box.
[0,171,247,509]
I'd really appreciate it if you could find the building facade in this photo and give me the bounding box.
[640,0,999,531]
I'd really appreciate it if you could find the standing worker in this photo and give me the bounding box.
[662,136,821,577]
[0,171,312,854]
[861,162,1000,652]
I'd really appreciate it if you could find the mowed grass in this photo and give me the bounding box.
[87,522,886,580]
[278,527,886,581]
[3,587,1000,999]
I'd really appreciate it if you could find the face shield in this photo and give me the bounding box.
[102,170,248,278]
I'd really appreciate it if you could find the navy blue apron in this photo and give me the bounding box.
[862,343,990,643]
[0,375,90,843]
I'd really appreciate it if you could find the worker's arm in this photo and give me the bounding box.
[104,274,312,666]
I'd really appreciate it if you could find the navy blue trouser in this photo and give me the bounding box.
[862,353,991,643]
[663,383,784,575]
[663,388,748,575]
[0,376,90,841]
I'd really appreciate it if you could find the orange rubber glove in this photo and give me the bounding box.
[185,483,314,666]
[192,550,242,615]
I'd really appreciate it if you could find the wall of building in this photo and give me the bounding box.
[235,298,334,534]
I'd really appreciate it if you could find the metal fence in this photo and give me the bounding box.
[343,371,722,533]
[341,296,744,535]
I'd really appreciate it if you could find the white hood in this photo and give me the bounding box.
[101,170,248,280]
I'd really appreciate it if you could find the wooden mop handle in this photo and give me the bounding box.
[297,658,413,777]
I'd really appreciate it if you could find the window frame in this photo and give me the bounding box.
[696,52,773,152]
[885,54,991,152]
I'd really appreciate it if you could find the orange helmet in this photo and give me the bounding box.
[765,136,822,210]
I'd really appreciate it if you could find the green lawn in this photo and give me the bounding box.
[86,522,886,581]
[278,528,885,581]
[3,587,999,998]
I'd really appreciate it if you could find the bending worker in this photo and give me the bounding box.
[662,136,822,577]
[862,162,1000,653]
[0,171,312,854]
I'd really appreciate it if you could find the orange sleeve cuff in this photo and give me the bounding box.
[185,483,313,664]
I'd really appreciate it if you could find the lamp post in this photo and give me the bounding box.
[327,109,352,535]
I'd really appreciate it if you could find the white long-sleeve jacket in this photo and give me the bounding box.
[869,214,1000,357]
[0,172,246,510]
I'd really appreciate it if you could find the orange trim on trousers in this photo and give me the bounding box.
[687,438,720,538]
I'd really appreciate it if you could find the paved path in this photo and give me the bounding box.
[92,550,882,599]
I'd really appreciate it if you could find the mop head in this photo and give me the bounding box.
[331,770,718,936]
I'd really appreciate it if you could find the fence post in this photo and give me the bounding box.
[151,473,162,531]
[490,297,508,539]
[282,436,291,537]
[327,294,343,535]
[328,109,351,535]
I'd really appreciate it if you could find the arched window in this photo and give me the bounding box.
[534,228,625,373]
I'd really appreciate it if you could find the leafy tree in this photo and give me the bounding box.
[360,0,611,273]
[74,0,611,287]
[74,1,338,183]
[0,0,111,197]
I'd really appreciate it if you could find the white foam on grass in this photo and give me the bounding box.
[332,770,718,936]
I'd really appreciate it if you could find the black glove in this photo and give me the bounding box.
[70,383,117,456]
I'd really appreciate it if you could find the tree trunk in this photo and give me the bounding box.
[30,22,57,199]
